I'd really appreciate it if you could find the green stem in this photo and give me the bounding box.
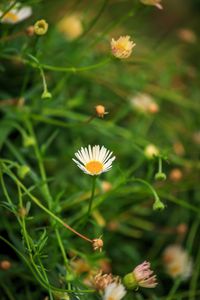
[158,156,162,173]
[87,176,97,218]
[166,277,182,300]
[1,163,92,243]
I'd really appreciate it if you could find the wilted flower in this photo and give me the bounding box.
[34,19,48,35]
[73,145,115,176]
[144,144,159,159]
[0,3,32,24]
[57,14,83,40]
[162,244,193,280]
[111,36,136,59]
[94,270,114,291]
[130,93,159,114]
[103,282,126,300]
[95,105,108,118]
[140,0,163,10]
[123,261,158,289]
[92,238,104,252]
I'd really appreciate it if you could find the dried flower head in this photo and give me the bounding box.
[123,261,158,289]
[140,0,163,10]
[103,282,126,300]
[57,14,83,40]
[130,93,159,114]
[163,245,193,280]
[0,3,32,24]
[73,145,115,176]
[94,270,114,291]
[144,144,159,159]
[34,19,48,36]
[111,36,136,59]
[70,258,91,275]
[92,238,104,252]
[95,105,108,118]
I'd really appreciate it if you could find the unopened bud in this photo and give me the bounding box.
[155,172,167,181]
[23,135,35,147]
[41,90,52,99]
[95,105,108,118]
[153,199,165,210]
[17,165,30,179]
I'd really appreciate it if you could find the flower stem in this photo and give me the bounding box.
[87,176,97,219]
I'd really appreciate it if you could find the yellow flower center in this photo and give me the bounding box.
[3,12,19,22]
[85,161,103,175]
[108,297,115,300]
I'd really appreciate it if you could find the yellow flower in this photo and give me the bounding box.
[111,36,136,59]
[34,19,48,36]
[57,14,83,40]
[140,0,163,10]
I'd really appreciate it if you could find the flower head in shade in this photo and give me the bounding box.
[111,36,136,59]
[0,3,32,24]
[103,282,126,300]
[73,145,115,176]
[140,0,163,10]
[123,261,158,289]
[162,245,193,280]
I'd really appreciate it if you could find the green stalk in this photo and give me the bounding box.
[87,176,97,219]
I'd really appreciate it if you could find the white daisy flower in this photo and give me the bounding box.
[0,2,32,24]
[72,145,115,176]
[103,282,126,300]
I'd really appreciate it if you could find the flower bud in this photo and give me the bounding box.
[23,135,35,147]
[34,19,48,36]
[155,172,167,181]
[41,90,52,99]
[17,165,30,179]
[153,199,165,211]
[95,105,108,118]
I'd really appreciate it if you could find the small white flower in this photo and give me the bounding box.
[103,282,126,300]
[0,3,32,24]
[73,145,115,176]
[163,245,193,280]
